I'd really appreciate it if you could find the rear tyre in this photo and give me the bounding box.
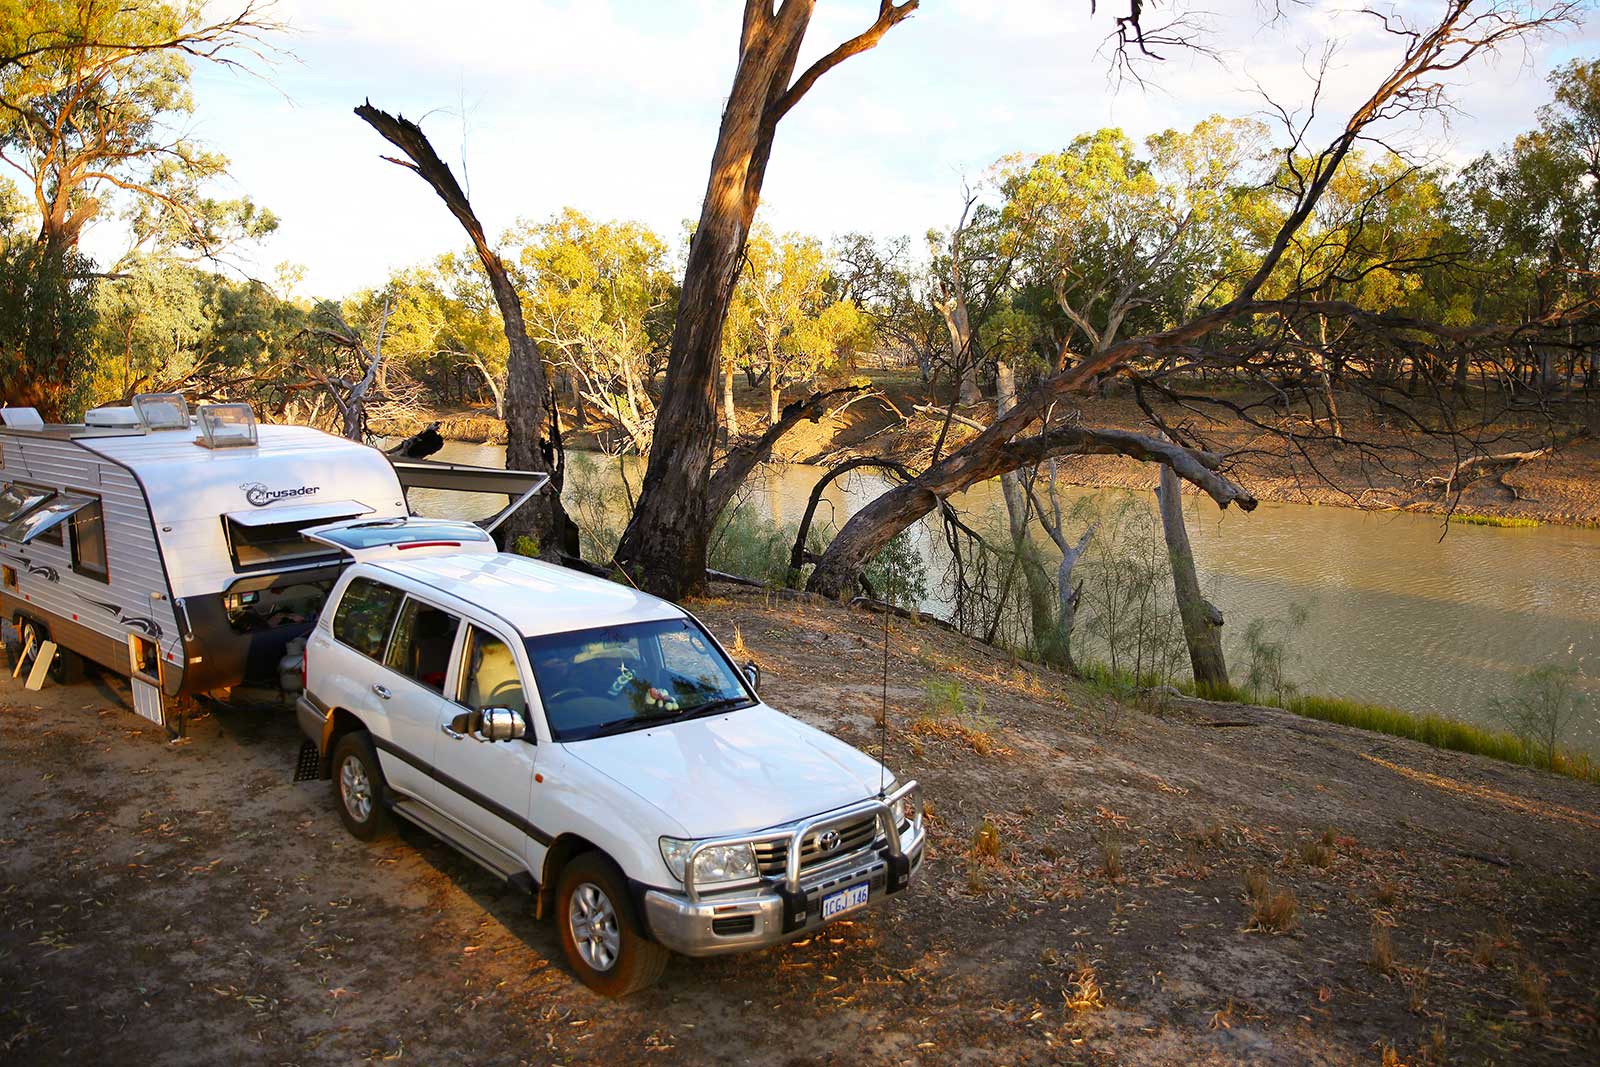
[556,851,668,996]
[330,731,393,841]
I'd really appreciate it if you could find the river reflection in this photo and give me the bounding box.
[406,441,1600,755]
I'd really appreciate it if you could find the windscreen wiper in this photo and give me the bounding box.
[677,696,755,719]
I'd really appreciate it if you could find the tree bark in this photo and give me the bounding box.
[354,103,574,556]
[1155,463,1229,692]
[614,0,918,598]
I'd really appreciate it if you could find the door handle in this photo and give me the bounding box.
[440,722,464,740]
[371,684,391,700]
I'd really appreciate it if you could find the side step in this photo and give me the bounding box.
[390,798,529,885]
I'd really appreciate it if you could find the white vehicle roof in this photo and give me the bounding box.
[367,552,686,638]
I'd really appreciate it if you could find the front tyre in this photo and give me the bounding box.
[556,852,668,996]
[330,731,393,841]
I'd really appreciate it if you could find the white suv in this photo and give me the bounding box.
[295,519,924,995]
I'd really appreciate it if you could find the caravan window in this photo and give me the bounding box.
[225,517,341,570]
[69,497,108,581]
[0,492,93,545]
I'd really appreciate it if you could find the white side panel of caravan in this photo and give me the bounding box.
[0,435,182,672]
[82,425,409,599]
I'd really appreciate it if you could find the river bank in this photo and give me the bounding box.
[1,585,1594,1066]
[370,370,1600,528]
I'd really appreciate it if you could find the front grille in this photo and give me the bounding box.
[752,813,879,878]
[712,915,756,936]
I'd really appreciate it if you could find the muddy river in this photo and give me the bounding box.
[408,441,1600,755]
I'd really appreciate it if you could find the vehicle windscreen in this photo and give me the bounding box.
[525,618,752,742]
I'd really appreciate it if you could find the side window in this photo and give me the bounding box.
[384,598,460,693]
[458,626,527,717]
[69,497,108,580]
[331,577,405,659]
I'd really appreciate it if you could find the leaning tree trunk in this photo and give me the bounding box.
[1155,463,1229,693]
[355,103,575,557]
[613,0,919,598]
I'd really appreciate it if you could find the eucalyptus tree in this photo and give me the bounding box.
[0,0,278,417]
[807,1,1580,601]
[507,209,676,453]
[615,0,921,597]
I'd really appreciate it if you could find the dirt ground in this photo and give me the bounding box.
[3,586,1596,1066]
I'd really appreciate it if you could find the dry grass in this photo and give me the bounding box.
[1370,921,1399,975]
[1420,1024,1447,1063]
[909,715,1006,757]
[1372,879,1401,907]
[1404,968,1429,1014]
[1378,1042,1407,1067]
[1298,838,1336,869]
[1244,867,1271,904]
[1470,929,1500,968]
[1188,819,1227,851]
[729,624,748,659]
[1244,871,1297,933]
[1516,960,1550,1019]
[1097,833,1124,881]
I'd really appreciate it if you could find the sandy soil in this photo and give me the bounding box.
[3,587,1595,1066]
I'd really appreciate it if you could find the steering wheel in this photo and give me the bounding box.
[545,686,586,705]
[487,678,524,703]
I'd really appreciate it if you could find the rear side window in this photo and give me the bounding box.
[384,598,460,692]
[331,577,404,659]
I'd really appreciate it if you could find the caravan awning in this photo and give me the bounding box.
[223,500,374,528]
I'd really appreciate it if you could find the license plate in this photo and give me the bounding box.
[821,882,870,920]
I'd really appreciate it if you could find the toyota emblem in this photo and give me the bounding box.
[819,829,841,852]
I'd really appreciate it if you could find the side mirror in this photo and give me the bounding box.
[742,660,761,694]
[478,706,526,742]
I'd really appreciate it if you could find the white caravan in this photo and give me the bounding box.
[0,395,542,728]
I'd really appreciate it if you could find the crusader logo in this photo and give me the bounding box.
[241,482,320,507]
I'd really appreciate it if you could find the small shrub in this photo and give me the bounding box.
[1251,888,1297,933]
[1516,961,1549,1018]
[1370,922,1398,975]
[1244,867,1271,904]
[1470,930,1499,968]
[1420,1025,1447,1063]
[1372,879,1401,907]
[1378,1042,1405,1067]
[1405,969,1429,1014]
[1488,663,1585,769]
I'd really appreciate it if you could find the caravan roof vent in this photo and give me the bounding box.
[84,406,143,429]
[0,407,45,430]
[132,393,190,430]
[197,403,258,449]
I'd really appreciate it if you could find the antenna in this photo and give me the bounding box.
[878,605,889,799]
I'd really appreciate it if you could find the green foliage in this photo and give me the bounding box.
[1487,664,1586,767]
[511,535,540,559]
[862,528,927,610]
[0,233,99,416]
[1076,495,1187,692]
[922,676,992,732]
[1447,513,1542,528]
[707,504,800,585]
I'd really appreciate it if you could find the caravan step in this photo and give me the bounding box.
[389,798,526,882]
[292,739,323,783]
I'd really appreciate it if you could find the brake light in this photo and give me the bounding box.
[300,645,308,687]
[396,541,461,550]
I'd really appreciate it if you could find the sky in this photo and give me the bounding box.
[138,0,1599,298]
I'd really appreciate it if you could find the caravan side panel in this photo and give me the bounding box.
[0,435,184,692]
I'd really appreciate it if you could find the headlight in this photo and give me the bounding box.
[891,784,923,830]
[659,837,758,885]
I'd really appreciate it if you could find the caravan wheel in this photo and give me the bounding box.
[14,620,84,684]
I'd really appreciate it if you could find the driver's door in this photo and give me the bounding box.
[430,623,541,864]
